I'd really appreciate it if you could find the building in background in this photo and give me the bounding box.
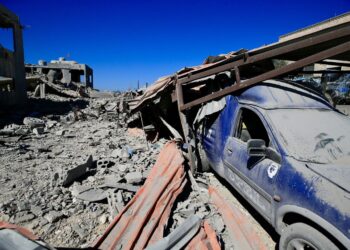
[279,11,350,72]
[25,57,94,88]
[0,4,26,106]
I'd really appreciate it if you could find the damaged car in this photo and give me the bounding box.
[197,80,350,249]
[325,73,350,106]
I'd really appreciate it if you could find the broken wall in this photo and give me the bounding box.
[0,4,27,106]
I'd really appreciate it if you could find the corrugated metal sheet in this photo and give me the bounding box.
[185,221,221,250]
[145,215,202,250]
[93,141,187,250]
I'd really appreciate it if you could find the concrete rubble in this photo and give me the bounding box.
[0,87,274,249]
[0,92,163,247]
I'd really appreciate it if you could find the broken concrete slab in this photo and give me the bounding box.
[13,212,35,224]
[30,205,44,217]
[61,155,93,186]
[55,130,67,136]
[99,214,108,224]
[72,224,88,238]
[96,159,115,170]
[44,211,63,223]
[0,124,21,135]
[23,117,45,129]
[46,120,57,129]
[98,182,139,193]
[110,148,122,158]
[15,126,30,135]
[33,127,44,135]
[125,171,143,184]
[71,184,94,197]
[76,188,107,202]
[101,174,123,184]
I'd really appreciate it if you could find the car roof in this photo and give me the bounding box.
[236,80,333,110]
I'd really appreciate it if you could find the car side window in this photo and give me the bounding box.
[235,108,270,146]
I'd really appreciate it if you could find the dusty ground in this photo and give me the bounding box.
[0,94,277,249]
[0,95,161,247]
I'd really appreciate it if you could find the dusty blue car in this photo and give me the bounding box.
[197,80,350,249]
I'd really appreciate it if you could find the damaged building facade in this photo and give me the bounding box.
[0,4,26,106]
[26,57,94,88]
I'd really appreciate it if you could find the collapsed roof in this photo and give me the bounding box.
[131,21,350,113]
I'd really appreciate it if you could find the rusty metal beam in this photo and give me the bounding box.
[177,25,350,86]
[318,60,350,67]
[180,41,350,111]
[175,76,197,173]
[234,66,241,84]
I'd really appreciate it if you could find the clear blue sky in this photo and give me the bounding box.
[2,0,350,90]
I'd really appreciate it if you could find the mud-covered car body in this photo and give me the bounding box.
[198,80,350,248]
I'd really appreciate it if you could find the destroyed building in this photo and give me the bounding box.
[26,57,94,88]
[23,58,94,99]
[0,4,26,106]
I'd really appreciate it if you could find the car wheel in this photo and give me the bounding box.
[279,223,338,250]
[325,93,334,107]
[197,143,210,172]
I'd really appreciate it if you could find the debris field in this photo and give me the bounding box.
[0,93,275,249]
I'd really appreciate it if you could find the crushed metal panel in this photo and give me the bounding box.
[146,215,221,250]
[130,76,174,111]
[185,220,221,250]
[159,116,183,140]
[145,215,201,250]
[130,59,233,112]
[193,97,226,125]
[94,141,186,250]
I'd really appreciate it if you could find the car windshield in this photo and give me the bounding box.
[267,109,350,164]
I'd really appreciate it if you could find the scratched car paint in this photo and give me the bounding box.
[198,80,350,248]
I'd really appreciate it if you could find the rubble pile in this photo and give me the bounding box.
[0,93,274,249]
[0,94,163,247]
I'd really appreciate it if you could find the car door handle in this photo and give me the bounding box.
[227,148,233,154]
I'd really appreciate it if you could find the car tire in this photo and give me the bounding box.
[279,223,338,250]
[197,143,210,172]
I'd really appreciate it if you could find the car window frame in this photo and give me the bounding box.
[231,104,280,152]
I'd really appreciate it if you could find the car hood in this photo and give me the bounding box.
[307,156,350,193]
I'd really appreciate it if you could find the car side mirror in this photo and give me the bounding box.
[247,139,266,169]
[247,139,266,157]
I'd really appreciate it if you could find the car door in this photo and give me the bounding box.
[223,106,281,222]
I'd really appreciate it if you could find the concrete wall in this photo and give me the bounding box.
[279,12,350,42]
[0,4,27,106]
